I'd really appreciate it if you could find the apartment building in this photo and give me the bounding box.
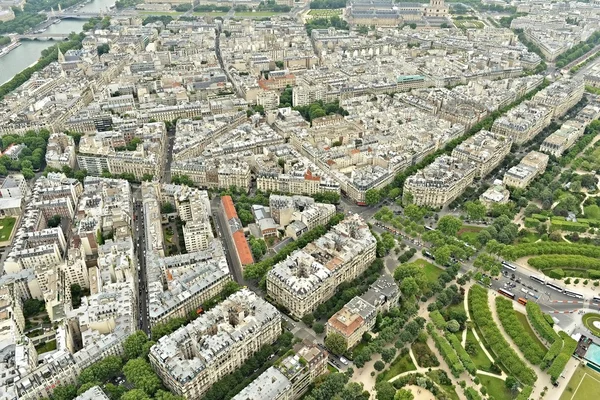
[45,133,76,170]
[326,275,399,348]
[267,214,376,319]
[532,79,584,118]
[231,343,328,400]
[171,156,251,192]
[491,101,552,144]
[74,386,111,400]
[403,155,477,208]
[503,150,549,189]
[479,183,510,208]
[149,289,281,399]
[540,122,585,157]
[451,130,512,178]
[183,220,212,252]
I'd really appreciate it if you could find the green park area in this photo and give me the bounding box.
[378,349,416,381]
[477,373,514,400]
[308,8,342,16]
[412,258,444,283]
[0,216,16,242]
[456,225,483,246]
[560,364,600,400]
[583,313,600,337]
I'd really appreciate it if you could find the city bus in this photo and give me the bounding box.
[546,282,563,292]
[592,296,600,304]
[563,290,583,299]
[498,288,515,300]
[530,275,545,285]
[518,298,528,306]
[501,261,517,272]
[425,225,435,231]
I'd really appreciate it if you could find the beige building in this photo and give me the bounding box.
[267,214,376,319]
[491,101,552,144]
[403,155,477,208]
[532,79,584,118]
[540,122,585,157]
[149,290,281,399]
[479,184,510,208]
[503,150,549,189]
[451,130,512,178]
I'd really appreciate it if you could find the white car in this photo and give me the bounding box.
[339,357,349,365]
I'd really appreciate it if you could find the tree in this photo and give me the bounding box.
[365,189,380,206]
[313,322,325,334]
[465,201,486,221]
[325,333,347,355]
[374,360,385,371]
[161,202,175,214]
[123,358,161,395]
[381,348,396,363]
[433,245,452,266]
[375,381,396,400]
[302,313,315,326]
[124,330,149,360]
[47,214,62,228]
[505,376,519,393]
[394,389,415,400]
[437,215,462,236]
[121,389,150,400]
[400,277,420,298]
[446,319,460,333]
[52,385,77,400]
[404,204,426,222]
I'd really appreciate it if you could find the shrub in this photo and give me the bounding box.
[495,297,546,365]
[526,302,559,344]
[429,310,447,330]
[516,386,533,400]
[548,332,577,382]
[548,268,565,279]
[469,286,537,385]
[542,338,563,369]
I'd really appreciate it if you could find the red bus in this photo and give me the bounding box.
[518,298,528,306]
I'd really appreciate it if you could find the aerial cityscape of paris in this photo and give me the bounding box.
[0,0,600,399]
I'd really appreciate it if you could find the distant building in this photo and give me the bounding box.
[503,151,549,189]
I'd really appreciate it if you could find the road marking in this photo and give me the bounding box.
[570,373,600,400]
[552,300,584,304]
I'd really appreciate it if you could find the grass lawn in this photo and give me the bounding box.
[327,364,338,373]
[308,8,342,16]
[477,373,515,400]
[139,11,183,16]
[35,340,57,354]
[466,329,494,373]
[0,216,16,241]
[446,301,466,316]
[583,313,600,337]
[413,258,444,283]
[515,311,548,351]
[379,351,416,381]
[193,11,227,16]
[559,364,600,400]
[235,11,282,17]
[516,231,541,244]
[426,370,460,400]
[457,225,483,246]
[350,340,369,359]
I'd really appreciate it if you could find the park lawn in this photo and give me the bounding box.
[516,231,541,244]
[466,329,494,373]
[559,364,600,400]
[193,11,227,16]
[457,225,483,246]
[379,351,416,381]
[413,258,443,283]
[0,216,16,241]
[35,340,57,354]
[139,11,183,16]
[477,373,515,400]
[515,311,548,351]
[235,11,283,17]
[308,8,342,15]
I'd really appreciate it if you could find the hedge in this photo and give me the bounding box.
[501,243,600,261]
[590,270,600,279]
[542,338,563,369]
[528,255,600,272]
[526,302,559,344]
[465,387,483,400]
[516,385,533,400]
[468,286,537,385]
[548,268,565,279]
[550,219,589,232]
[496,297,547,365]
[427,324,464,377]
[525,218,540,228]
[531,214,548,222]
[430,310,447,330]
[446,332,477,375]
[548,331,577,382]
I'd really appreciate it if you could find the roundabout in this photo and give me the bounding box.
[582,313,600,337]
